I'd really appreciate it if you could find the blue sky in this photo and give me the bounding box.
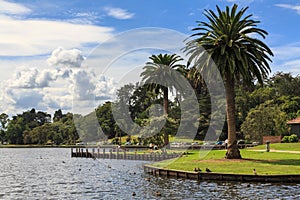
[0,0,300,115]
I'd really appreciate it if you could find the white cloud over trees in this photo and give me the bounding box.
[0,48,117,116]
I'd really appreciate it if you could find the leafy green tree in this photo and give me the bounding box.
[141,53,184,147]
[23,111,78,145]
[241,103,288,143]
[249,87,276,106]
[184,4,273,158]
[59,112,78,144]
[27,123,51,144]
[268,72,300,96]
[6,116,26,144]
[0,113,8,144]
[129,83,159,121]
[5,109,52,144]
[53,109,64,122]
[274,96,300,119]
[96,101,116,139]
[235,86,276,132]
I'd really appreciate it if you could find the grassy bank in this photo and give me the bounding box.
[151,144,300,175]
[249,142,300,151]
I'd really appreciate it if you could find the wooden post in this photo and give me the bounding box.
[103,148,105,159]
[109,150,112,159]
[97,148,100,158]
[117,148,119,159]
[81,148,83,157]
[134,152,137,160]
[86,149,88,158]
[92,148,95,158]
[123,151,126,160]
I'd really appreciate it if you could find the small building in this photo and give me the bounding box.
[287,117,300,139]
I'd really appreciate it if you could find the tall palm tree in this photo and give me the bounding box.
[140,53,184,147]
[184,4,273,158]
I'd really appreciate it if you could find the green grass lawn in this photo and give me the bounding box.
[249,142,300,151]
[169,136,203,144]
[151,148,300,175]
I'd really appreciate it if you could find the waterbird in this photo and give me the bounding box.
[132,192,136,196]
[145,177,150,181]
[205,168,212,173]
[253,169,257,175]
[194,168,202,172]
[156,191,162,196]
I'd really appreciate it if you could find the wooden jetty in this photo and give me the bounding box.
[71,148,181,161]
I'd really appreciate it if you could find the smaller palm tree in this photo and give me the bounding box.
[140,53,184,147]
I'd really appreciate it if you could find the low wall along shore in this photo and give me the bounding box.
[143,165,300,183]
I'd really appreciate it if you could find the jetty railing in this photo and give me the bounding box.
[71,148,181,161]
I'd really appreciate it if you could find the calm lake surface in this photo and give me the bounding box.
[0,148,299,199]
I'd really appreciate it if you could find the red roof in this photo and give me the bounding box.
[287,117,300,124]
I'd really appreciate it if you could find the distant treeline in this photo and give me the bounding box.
[0,109,78,145]
[0,72,300,145]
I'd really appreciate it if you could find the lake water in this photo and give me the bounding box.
[0,148,299,199]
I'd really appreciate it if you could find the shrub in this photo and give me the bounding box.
[281,134,299,143]
[111,138,119,145]
[289,134,299,143]
[281,136,290,143]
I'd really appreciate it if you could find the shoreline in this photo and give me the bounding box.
[0,145,78,148]
[144,164,300,183]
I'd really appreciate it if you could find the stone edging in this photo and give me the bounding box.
[144,165,300,183]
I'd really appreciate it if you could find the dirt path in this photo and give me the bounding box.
[250,149,300,154]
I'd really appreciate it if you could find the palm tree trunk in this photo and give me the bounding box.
[163,87,169,147]
[225,74,241,159]
[163,87,168,115]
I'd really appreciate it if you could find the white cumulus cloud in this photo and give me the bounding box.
[0,0,31,15]
[0,47,117,116]
[47,47,84,68]
[104,7,134,20]
[7,67,57,89]
[72,69,96,101]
